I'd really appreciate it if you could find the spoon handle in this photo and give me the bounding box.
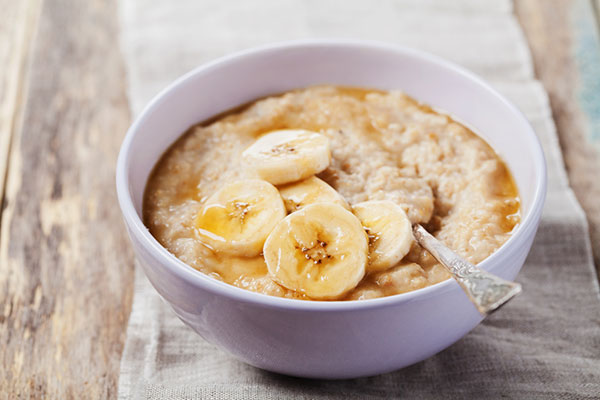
[413,224,522,316]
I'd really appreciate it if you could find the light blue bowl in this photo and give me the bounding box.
[116,40,546,379]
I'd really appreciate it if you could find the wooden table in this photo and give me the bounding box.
[1,0,599,397]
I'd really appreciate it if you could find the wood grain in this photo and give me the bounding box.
[0,0,134,397]
[515,0,600,271]
[0,0,41,220]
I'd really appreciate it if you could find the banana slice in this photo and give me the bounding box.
[195,180,286,257]
[242,129,331,185]
[278,176,350,213]
[352,200,414,273]
[263,203,368,300]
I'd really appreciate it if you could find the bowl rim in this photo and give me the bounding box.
[116,38,547,312]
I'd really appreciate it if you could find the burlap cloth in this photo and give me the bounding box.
[117,1,600,398]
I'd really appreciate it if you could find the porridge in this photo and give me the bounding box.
[143,86,520,301]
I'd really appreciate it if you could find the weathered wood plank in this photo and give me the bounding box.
[0,0,42,219]
[515,0,600,272]
[0,0,134,397]
[570,0,600,152]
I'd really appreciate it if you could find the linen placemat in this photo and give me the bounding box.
[117,1,600,398]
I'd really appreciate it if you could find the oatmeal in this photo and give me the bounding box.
[144,86,520,301]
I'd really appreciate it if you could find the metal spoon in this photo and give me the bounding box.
[413,224,522,316]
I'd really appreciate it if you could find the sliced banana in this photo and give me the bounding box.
[352,200,414,273]
[194,179,285,257]
[278,176,350,213]
[242,129,331,185]
[263,203,368,300]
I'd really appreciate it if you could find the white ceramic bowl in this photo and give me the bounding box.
[116,40,546,379]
